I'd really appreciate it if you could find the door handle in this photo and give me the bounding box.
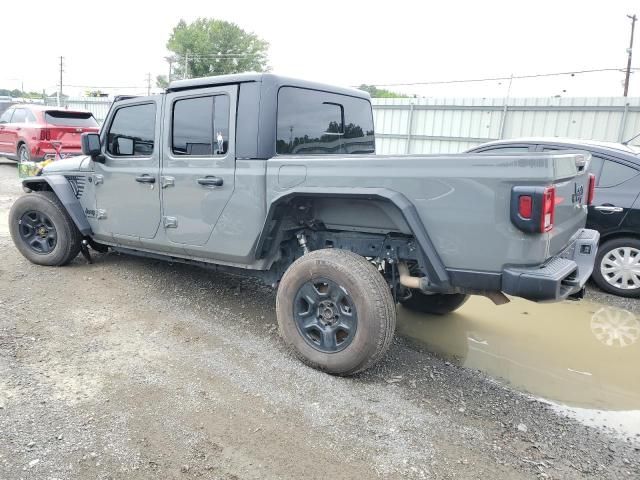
[197,176,223,187]
[135,175,156,184]
[594,205,623,214]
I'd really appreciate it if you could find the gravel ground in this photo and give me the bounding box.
[0,159,639,479]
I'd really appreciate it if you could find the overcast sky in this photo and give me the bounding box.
[1,0,638,98]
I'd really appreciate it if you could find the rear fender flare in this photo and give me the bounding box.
[21,175,92,236]
[257,187,450,288]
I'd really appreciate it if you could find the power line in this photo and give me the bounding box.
[63,84,146,89]
[360,68,640,87]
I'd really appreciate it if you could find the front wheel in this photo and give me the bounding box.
[591,237,640,298]
[276,249,396,375]
[9,192,82,266]
[400,291,469,315]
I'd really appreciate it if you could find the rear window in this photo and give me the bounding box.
[276,87,375,155]
[45,111,99,127]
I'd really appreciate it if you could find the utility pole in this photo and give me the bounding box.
[167,57,174,83]
[183,52,189,80]
[145,72,151,96]
[58,56,64,107]
[624,14,637,97]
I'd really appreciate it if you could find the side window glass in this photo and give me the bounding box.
[598,160,639,188]
[26,111,37,123]
[0,109,13,124]
[107,103,156,157]
[276,87,375,155]
[172,95,229,156]
[11,109,26,124]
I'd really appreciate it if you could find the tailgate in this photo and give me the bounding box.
[45,110,99,148]
[547,154,592,257]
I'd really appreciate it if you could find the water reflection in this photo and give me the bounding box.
[397,297,640,411]
[591,307,640,348]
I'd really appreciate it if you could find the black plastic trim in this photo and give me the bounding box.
[21,176,92,236]
[510,186,546,233]
[446,268,502,291]
[256,187,450,288]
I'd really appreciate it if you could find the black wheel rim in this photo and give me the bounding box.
[18,211,57,254]
[293,277,357,353]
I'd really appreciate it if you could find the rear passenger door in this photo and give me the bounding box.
[539,146,640,233]
[588,158,640,233]
[0,108,14,156]
[161,86,236,251]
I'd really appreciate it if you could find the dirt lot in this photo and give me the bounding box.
[0,159,639,479]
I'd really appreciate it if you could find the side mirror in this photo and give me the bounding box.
[81,132,104,162]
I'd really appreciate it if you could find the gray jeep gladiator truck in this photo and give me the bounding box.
[9,73,599,375]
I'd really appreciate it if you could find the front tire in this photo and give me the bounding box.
[400,291,469,315]
[276,249,396,375]
[592,237,640,298]
[9,192,82,266]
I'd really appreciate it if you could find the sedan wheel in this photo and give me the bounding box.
[600,247,640,290]
[592,237,640,297]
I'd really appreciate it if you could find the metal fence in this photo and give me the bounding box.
[39,95,640,153]
[372,97,640,154]
[43,96,113,122]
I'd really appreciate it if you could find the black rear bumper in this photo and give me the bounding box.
[501,229,600,301]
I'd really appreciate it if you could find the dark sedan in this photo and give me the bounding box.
[467,138,640,298]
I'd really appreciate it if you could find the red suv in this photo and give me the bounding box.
[0,105,99,163]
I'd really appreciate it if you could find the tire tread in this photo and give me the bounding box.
[276,249,396,375]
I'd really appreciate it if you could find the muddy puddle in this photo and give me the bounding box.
[397,296,640,438]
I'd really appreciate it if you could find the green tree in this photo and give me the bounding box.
[358,84,410,98]
[156,75,169,89]
[166,18,269,80]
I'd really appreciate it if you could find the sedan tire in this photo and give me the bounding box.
[592,237,640,298]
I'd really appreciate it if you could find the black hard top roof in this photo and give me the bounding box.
[166,72,370,99]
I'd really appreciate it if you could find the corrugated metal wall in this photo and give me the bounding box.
[372,97,640,154]
[38,95,640,152]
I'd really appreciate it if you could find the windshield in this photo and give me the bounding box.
[45,111,99,128]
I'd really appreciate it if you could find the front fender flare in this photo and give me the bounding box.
[22,175,92,236]
[257,187,450,288]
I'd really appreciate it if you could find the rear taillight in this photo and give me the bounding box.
[518,195,533,219]
[587,173,596,205]
[511,185,556,234]
[39,128,50,141]
[541,186,555,233]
